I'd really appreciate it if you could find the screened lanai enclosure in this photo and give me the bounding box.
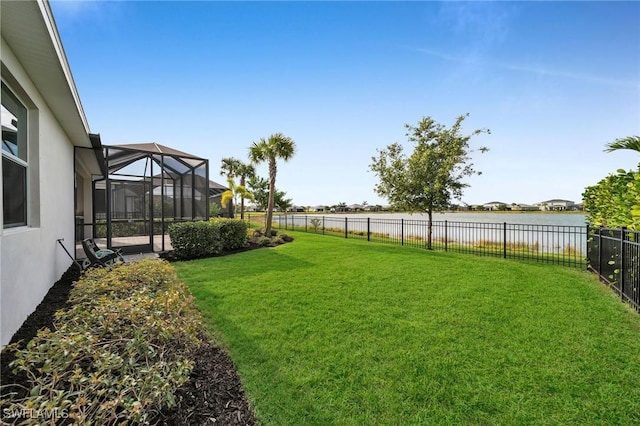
[87,143,209,254]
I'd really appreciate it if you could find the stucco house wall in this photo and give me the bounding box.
[1,1,100,346]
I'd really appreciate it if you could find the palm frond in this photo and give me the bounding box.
[221,190,233,208]
[604,136,640,153]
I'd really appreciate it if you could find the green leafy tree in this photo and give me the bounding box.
[247,175,292,212]
[248,133,296,235]
[583,169,640,229]
[220,157,256,219]
[370,114,489,249]
[275,195,293,212]
[583,136,640,230]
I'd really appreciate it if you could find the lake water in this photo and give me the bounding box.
[278,212,588,255]
[340,211,587,227]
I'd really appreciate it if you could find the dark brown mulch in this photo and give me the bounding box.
[0,263,81,403]
[0,261,258,426]
[157,339,256,425]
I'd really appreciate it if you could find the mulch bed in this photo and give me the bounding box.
[0,259,258,425]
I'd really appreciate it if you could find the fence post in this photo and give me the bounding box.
[598,226,603,277]
[345,217,348,239]
[367,217,371,242]
[445,220,448,252]
[503,222,507,259]
[585,224,589,270]
[305,215,307,232]
[401,219,404,246]
[620,227,626,302]
[322,216,325,235]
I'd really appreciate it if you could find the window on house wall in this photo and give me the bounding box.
[2,82,28,228]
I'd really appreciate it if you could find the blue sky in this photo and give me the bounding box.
[51,0,639,207]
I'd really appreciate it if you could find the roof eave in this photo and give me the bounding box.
[1,0,92,148]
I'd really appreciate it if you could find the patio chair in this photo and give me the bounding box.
[82,238,124,267]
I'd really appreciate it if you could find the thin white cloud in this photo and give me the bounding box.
[411,47,475,65]
[500,63,640,89]
[411,46,640,90]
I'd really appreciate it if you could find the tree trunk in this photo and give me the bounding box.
[240,176,245,221]
[427,209,433,250]
[265,159,277,235]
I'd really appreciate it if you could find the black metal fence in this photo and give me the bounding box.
[262,214,587,268]
[587,227,640,312]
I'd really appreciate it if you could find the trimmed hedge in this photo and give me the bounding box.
[1,259,202,424]
[168,219,248,260]
[212,218,249,252]
[168,221,223,259]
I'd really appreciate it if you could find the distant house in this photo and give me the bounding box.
[569,203,584,211]
[482,201,507,211]
[537,199,575,211]
[510,203,539,211]
[348,204,365,212]
[312,205,325,212]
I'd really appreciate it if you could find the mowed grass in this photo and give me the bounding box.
[175,231,640,425]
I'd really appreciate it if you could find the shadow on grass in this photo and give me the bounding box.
[176,248,315,282]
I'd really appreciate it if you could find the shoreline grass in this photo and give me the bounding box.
[175,231,640,425]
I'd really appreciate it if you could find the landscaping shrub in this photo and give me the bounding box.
[210,218,248,251]
[258,236,272,247]
[0,259,202,425]
[169,220,249,259]
[248,228,261,239]
[168,221,223,259]
[247,228,293,247]
[281,234,294,243]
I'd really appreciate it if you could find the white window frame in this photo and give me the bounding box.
[2,81,29,229]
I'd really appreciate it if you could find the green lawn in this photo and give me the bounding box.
[175,231,640,425]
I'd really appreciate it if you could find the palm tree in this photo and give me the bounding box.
[604,136,640,153]
[248,133,296,235]
[220,157,255,219]
[235,162,256,220]
[221,176,254,218]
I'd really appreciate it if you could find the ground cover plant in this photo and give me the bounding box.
[0,260,256,425]
[176,231,640,425]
